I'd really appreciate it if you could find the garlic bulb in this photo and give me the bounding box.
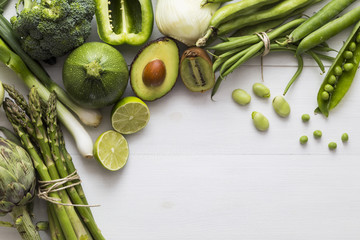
[155,0,220,46]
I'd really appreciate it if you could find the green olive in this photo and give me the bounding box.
[341,133,349,142]
[334,66,343,76]
[321,91,330,101]
[252,83,270,98]
[328,75,337,85]
[299,135,308,145]
[251,111,269,132]
[301,114,310,122]
[349,42,356,52]
[343,63,354,72]
[344,51,353,59]
[328,142,337,150]
[324,84,334,93]
[232,89,251,106]
[313,130,322,139]
[272,95,291,117]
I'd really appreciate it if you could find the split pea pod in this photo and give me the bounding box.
[216,0,323,36]
[316,21,360,117]
[285,0,356,44]
[196,0,282,47]
[297,6,360,55]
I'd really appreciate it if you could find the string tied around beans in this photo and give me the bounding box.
[255,31,271,81]
[38,171,100,207]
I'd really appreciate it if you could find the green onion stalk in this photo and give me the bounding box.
[0,37,93,158]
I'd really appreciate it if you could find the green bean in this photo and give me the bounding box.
[217,0,323,36]
[196,0,282,46]
[212,46,249,71]
[200,0,231,7]
[209,18,306,52]
[297,6,360,55]
[283,53,304,95]
[316,21,360,117]
[285,0,356,44]
[307,50,325,73]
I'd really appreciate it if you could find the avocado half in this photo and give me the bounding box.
[130,37,179,101]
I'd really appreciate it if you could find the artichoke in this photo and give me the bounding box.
[0,137,41,239]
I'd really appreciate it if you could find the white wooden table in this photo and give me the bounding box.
[1,1,360,239]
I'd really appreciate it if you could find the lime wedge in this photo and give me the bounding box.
[111,96,150,134]
[93,130,129,171]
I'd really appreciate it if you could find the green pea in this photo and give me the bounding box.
[328,142,337,150]
[252,83,270,98]
[341,133,349,142]
[251,111,269,132]
[349,42,356,52]
[313,130,322,139]
[324,84,334,93]
[272,95,291,117]
[343,63,354,72]
[328,75,337,85]
[301,114,310,122]
[334,65,343,76]
[232,89,251,106]
[321,91,330,101]
[299,135,308,145]
[343,51,353,59]
[356,33,360,43]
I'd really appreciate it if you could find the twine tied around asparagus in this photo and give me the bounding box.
[255,31,271,81]
[38,171,100,207]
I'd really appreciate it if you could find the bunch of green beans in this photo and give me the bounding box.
[196,0,324,47]
[209,18,335,98]
[316,20,360,117]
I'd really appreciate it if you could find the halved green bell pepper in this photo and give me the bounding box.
[94,0,154,46]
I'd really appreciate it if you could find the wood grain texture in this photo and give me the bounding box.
[1,0,360,239]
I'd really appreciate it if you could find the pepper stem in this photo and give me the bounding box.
[10,205,41,240]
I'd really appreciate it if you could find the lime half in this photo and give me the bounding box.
[111,96,150,134]
[93,130,129,171]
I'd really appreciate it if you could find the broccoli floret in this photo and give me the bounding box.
[10,0,95,62]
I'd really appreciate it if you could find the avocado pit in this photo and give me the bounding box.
[142,59,166,87]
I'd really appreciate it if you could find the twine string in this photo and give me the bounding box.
[38,171,100,207]
[255,32,271,81]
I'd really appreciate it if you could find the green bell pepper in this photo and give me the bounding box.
[94,0,154,46]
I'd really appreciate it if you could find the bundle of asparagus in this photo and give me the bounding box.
[2,85,105,240]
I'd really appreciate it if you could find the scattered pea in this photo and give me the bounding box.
[344,51,353,59]
[328,75,337,85]
[232,89,251,106]
[341,133,349,142]
[272,95,291,117]
[328,142,337,150]
[301,114,310,122]
[349,42,356,52]
[324,84,334,93]
[321,91,330,101]
[313,130,322,139]
[299,135,308,145]
[252,83,270,98]
[251,111,269,131]
[334,65,343,76]
[343,63,354,72]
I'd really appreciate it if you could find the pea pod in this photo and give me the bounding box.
[286,0,356,44]
[316,21,360,117]
[94,0,154,46]
[297,6,360,55]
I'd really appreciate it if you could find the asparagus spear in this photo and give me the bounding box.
[3,99,78,240]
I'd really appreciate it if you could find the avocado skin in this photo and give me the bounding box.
[130,37,180,101]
